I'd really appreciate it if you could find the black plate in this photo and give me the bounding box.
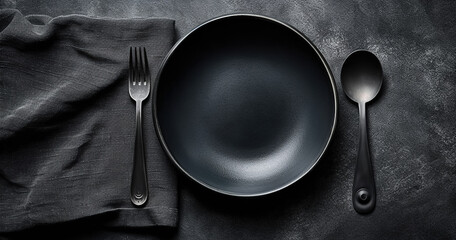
[153,14,337,196]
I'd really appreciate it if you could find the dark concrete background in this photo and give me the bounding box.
[1,0,455,239]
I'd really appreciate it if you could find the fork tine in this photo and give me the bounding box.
[135,47,140,85]
[129,47,133,84]
[139,47,145,86]
[143,48,150,85]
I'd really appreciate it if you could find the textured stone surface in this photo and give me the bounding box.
[1,0,455,239]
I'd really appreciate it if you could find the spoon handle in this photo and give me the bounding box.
[353,102,376,214]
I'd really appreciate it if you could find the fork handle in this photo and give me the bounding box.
[131,100,148,206]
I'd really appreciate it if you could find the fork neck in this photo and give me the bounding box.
[136,100,143,117]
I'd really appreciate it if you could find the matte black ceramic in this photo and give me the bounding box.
[153,14,337,196]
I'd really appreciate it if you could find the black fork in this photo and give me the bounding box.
[128,47,150,206]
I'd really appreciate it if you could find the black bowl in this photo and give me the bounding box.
[153,14,337,196]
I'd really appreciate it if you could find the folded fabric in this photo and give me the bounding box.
[0,9,178,232]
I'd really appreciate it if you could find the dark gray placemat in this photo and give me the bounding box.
[0,9,178,232]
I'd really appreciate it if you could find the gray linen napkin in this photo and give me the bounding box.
[0,9,178,232]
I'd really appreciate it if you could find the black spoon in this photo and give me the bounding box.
[341,50,383,214]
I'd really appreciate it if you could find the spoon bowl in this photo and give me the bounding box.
[341,50,383,103]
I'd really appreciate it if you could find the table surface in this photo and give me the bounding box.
[2,0,455,239]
